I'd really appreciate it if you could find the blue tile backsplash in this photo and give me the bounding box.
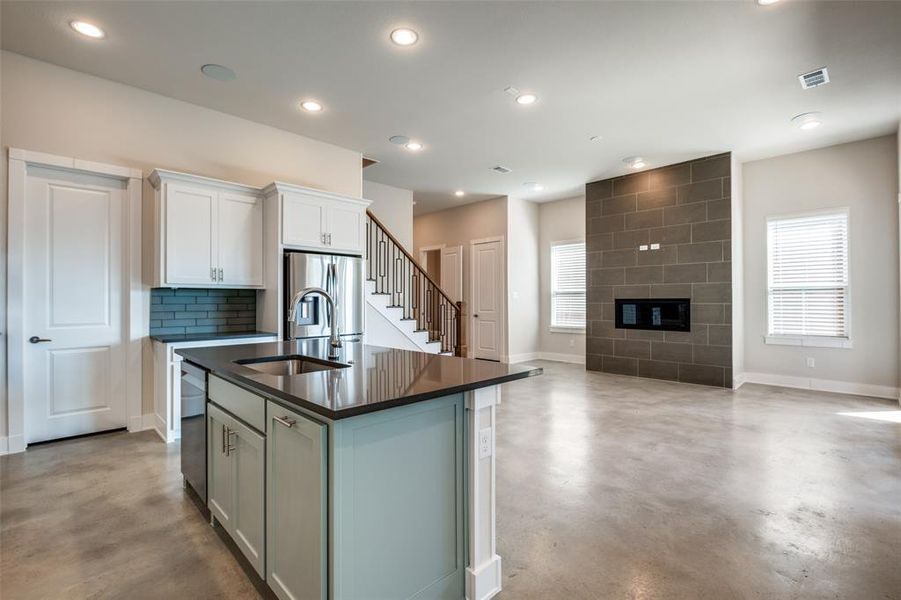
[149,288,257,336]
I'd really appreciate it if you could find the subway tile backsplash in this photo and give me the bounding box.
[149,288,257,336]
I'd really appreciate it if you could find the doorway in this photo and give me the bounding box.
[7,149,144,452]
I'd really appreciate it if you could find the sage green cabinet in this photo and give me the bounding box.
[207,402,266,578]
[266,401,327,600]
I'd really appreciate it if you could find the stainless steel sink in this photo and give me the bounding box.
[235,355,350,376]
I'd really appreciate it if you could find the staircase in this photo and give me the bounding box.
[364,210,465,356]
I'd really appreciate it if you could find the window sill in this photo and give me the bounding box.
[550,327,586,334]
[764,335,852,349]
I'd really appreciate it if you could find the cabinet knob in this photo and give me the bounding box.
[274,415,296,428]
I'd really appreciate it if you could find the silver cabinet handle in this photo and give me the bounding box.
[273,415,296,428]
[225,427,236,455]
[321,233,326,245]
[327,233,332,245]
[221,424,227,454]
[211,267,217,282]
[218,268,223,281]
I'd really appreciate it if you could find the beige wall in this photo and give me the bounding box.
[363,180,414,250]
[506,198,540,362]
[538,196,586,361]
[0,52,363,440]
[414,197,508,357]
[742,135,899,392]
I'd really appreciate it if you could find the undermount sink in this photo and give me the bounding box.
[235,355,351,376]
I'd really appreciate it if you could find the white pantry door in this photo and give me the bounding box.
[471,240,503,361]
[23,166,128,443]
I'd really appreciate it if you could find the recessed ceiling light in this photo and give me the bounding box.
[404,141,423,151]
[515,93,538,105]
[300,100,323,112]
[390,28,419,46]
[70,20,105,39]
[756,0,780,5]
[624,156,646,169]
[455,190,465,197]
[201,64,237,81]
[791,112,822,130]
[389,135,410,145]
[523,182,544,192]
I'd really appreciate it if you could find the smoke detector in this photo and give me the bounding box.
[491,165,512,174]
[799,67,830,90]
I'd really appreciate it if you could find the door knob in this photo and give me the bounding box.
[29,336,52,344]
[473,314,479,318]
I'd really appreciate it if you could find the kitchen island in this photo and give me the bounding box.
[176,339,541,600]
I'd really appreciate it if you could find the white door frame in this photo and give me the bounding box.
[6,148,145,454]
[469,236,506,362]
[417,243,445,270]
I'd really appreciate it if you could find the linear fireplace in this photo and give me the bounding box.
[615,298,691,332]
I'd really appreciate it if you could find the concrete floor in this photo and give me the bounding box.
[2,361,900,599]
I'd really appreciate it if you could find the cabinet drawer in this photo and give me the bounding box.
[209,375,266,432]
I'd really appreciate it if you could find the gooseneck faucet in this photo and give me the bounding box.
[288,287,342,359]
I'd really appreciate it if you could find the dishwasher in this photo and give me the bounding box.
[180,361,208,502]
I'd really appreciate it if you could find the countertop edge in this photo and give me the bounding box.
[191,362,542,421]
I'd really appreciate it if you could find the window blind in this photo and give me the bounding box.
[767,211,848,338]
[551,242,586,329]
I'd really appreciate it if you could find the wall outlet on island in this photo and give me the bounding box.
[479,427,493,459]
[806,357,815,368]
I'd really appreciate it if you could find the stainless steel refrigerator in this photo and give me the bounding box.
[284,251,364,341]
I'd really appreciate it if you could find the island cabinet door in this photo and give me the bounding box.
[266,401,328,600]
[207,404,234,529]
[207,403,266,578]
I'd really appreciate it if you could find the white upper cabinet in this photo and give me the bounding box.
[218,190,263,287]
[150,170,264,288]
[282,192,328,249]
[265,183,370,256]
[165,183,218,285]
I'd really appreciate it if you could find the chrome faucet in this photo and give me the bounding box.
[288,287,342,359]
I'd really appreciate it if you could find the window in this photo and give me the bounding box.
[550,241,586,330]
[766,210,850,347]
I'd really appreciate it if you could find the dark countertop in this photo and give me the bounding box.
[176,339,542,420]
[150,330,277,344]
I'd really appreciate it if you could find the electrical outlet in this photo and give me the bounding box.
[478,427,492,459]
[650,243,660,250]
[806,357,815,368]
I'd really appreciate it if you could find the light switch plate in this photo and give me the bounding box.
[639,245,649,251]
[650,243,660,250]
[479,427,492,459]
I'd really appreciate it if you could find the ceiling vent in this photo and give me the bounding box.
[799,67,830,89]
[491,165,512,174]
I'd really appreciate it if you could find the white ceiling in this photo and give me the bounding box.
[2,1,900,215]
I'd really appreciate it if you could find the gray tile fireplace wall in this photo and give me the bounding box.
[585,153,732,387]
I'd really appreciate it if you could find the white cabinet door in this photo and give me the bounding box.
[166,183,217,285]
[327,203,365,254]
[283,192,327,249]
[218,191,263,287]
[207,405,234,529]
[230,416,266,578]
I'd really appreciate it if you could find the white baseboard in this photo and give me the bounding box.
[739,371,899,400]
[507,352,539,364]
[466,554,503,600]
[0,434,26,455]
[508,352,586,365]
[538,352,586,365]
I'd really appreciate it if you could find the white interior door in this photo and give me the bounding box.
[471,240,503,361]
[441,245,463,303]
[23,166,127,443]
[218,191,263,287]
